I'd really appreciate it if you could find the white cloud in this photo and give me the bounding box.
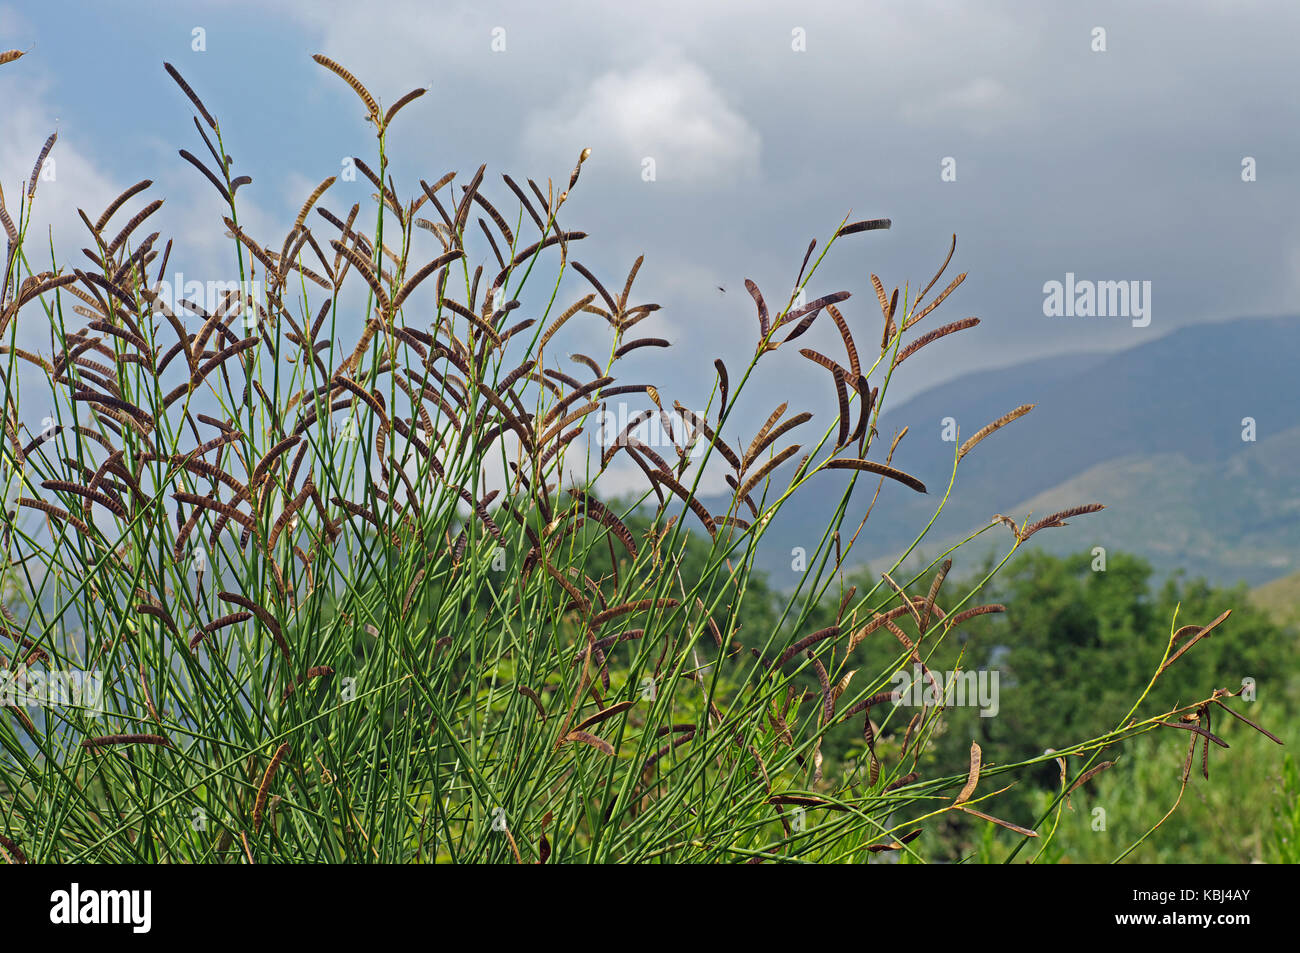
[1,80,122,348]
[522,57,760,187]
[1,102,117,244]
[0,60,304,373]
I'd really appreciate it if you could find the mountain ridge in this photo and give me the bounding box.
[727,314,1300,589]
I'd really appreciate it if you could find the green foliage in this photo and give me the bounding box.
[901,551,1295,862]
[1267,753,1300,864]
[930,551,1282,758]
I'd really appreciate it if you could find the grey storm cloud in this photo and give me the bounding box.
[271,0,1300,402]
[4,0,1298,431]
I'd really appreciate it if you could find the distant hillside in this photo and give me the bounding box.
[730,315,1300,589]
[1252,569,1300,628]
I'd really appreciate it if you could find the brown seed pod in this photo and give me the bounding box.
[217,590,288,657]
[81,733,172,749]
[772,626,842,669]
[330,240,391,313]
[571,261,617,316]
[105,198,164,257]
[568,489,638,559]
[589,598,679,630]
[614,337,670,358]
[822,458,926,494]
[1019,503,1105,541]
[392,249,465,312]
[1065,761,1115,803]
[649,468,716,537]
[954,742,982,804]
[884,771,920,793]
[563,730,615,756]
[735,443,801,502]
[572,701,635,734]
[904,271,967,331]
[917,234,957,305]
[312,54,380,124]
[767,794,842,809]
[16,273,77,309]
[920,559,952,635]
[1159,610,1232,675]
[826,304,860,379]
[893,317,980,367]
[714,359,730,417]
[957,403,1034,462]
[744,278,770,340]
[253,742,291,832]
[807,652,834,722]
[268,483,312,550]
[17,498,92,536]
[671,403,742,471]
[136,602,181,637]
[0,832,27,864]
[776,291,852,344]
[163,62,217,129]
[174,491,254,530]
[383,86,427,129]
[0,205,17,247]
[947,604,1006,628]
[27,132,57,199]
[865,829,923,854]
[516,685,547,719]
[743,402,788,472]
[452,164,486,239]
[836,218,891,237]
[40,479,128,520]
[250,434,302,494]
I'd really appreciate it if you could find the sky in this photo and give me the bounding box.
[2,0,1298,487]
